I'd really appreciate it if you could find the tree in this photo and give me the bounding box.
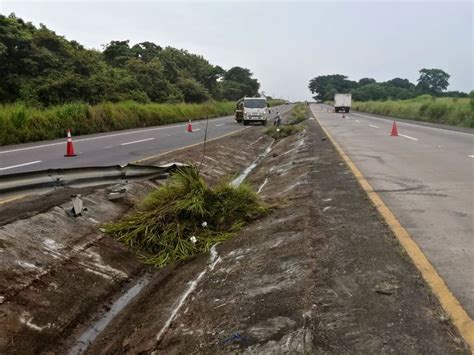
[417,68,450,95]
[219,67,260,100]
[308,74,357,101]
[358,77,376,86]
[386,78,414,89]
[102,40,133,67]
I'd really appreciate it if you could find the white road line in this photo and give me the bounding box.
[0,160,42,171]
[193,129,201,132]
[468,155,474,158]
[369,124,379,129]
[353,112,474,136]
[215,123,224,127]
[355,120,361,123]
[399,134,419,141]
[0,116,233,155]
[120,138,155,146]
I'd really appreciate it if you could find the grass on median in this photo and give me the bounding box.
[265,124,304,139]
[105,165,267,268]
[289,102,309,125]
[0,100,235,146]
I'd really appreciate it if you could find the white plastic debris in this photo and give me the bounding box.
[190,236,197,244]
[202,221,208,228]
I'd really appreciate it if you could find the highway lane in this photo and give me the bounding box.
[311,104,474,317]
[0,105,292,176]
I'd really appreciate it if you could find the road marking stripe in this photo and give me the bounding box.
[0,116,234,155]
[352,112,474,136]
[355,120,361,123]
[215,123,225,127]
[133,127,249,164]
[398,134,419,141]
[369,124,379,129]
[0,160,42,171]
[120,138,155,146]
[193,129,201,132]
[316,117,474,350]
[468,155,474,158]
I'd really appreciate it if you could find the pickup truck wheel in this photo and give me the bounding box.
[262,121,267,126]
[243,121,249,126]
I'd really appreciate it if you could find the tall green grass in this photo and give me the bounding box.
[105,166,267,267]
[352,96,473,128]
[0,101,235,146]
[289,102,309,124]
[268,99,286,107]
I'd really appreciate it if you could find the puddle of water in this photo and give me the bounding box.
[68,274,151,355]
[231,141,274,187]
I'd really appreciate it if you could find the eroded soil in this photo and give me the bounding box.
[0,111,468,354]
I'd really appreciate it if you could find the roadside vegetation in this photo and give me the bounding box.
[0,101,234,146]
[105,166,267,268]
[265,125,303,139]
[289,103,309,124]
[353,95,473,127]
[267,99,287,107]
[0,14,264,145]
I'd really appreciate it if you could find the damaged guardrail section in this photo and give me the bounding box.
[0,163,182,198]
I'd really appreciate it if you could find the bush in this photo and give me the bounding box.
[352,96,473,127]
[105,166,267,267]
[0,100,235,146]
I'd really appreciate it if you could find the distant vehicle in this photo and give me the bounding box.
[235,97,268,126]
[334,93,351,113]
[285,101,290,105]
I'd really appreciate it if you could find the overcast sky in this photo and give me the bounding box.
[1,1,472,100]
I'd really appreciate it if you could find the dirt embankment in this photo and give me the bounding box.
[0,126,274,354]
[0,110,467,354]
[87,119,466,353]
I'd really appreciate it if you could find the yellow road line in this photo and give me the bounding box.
[132,126,248,164]
[0,194,25,205]
[316,117,474,350]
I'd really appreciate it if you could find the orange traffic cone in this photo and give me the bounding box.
[391,121,398,136]
[187,120,193,133]
[64,129,77,157]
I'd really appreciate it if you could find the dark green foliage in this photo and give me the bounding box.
[417,68,450,95]
[0,13,260,106]
[105,166,267,267]
[309,69,466,102]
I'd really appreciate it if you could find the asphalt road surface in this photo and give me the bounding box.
[0,105,292,176]
[311,104,474,318]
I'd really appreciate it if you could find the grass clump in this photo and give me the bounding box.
[289,103,309,124]
[265,124,303,139]
[105,166,267,268]
[352,96,473,128]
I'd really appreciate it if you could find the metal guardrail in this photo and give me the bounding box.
[0,163,182,198]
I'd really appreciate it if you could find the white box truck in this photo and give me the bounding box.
[334,93,352,113]
[235,97,268,126]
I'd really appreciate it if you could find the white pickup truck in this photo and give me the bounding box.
[334,93,352,113]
